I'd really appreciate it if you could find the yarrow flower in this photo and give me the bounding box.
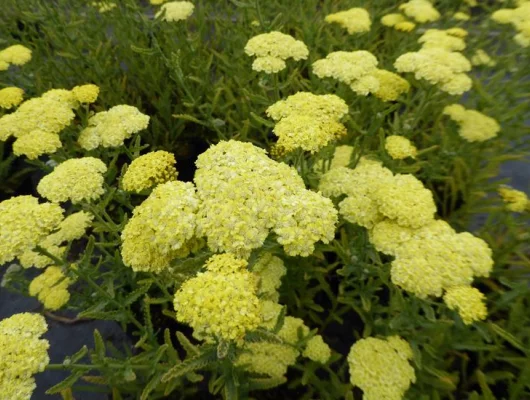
[71,84,99,103]
[313,51,409,100]
[12,130,62,160]
[0,196,63,265]
[381,13,416,31]
[418,29,467,51]
[303,335,331,363]
[453,12,471,21]
[399,0,440,23]
[235,342,299,379]
[252,253,286,302]
[19,211,93,269]
[78,105,150,150]
[471,49,496,67]
[244,31,309,73]
[443,286,487,325]
[348,336,416,400]
[0,313,50,400]
[37,157,107,203]
[325,8,371,34]
[121,181,199,272]
[0,89,77,143]
[385,135,417,159]
[0,87,24,109]
[121,150,178,193]
[443,104,500,142]
[91,1,116,12]
[491,2,530,47]
[498,186,529,212]
[394,48,472,95]
[194,140,338,257]
[29,266,71,310]
[174,254,261,341]
[0,45,32,70]
[156,1,194,22]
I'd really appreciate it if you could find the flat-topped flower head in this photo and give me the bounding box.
[156,1,194,22]
[267,92,348,122]
[0,87,24,109]
[0,44,32,67]
[37,157,107,204]
[251,253,286,301]
[0,93,75,142]
[385,135,417,159]
[121,181,199,272]
[371,69,410,101]
[471,50,496,67]
[312,51,378,87]
[235,342,299,378]
[348,336,415,400]
[395,48,472,95]
[443,104,500,142]
[29,266,71,310]
[303,335,331,363]
[174,254,261,341]
[498,186,529,212]
[325,8,371,34]
[0,313,50,400]
[195,140,336,257]
[444,286,487,325]
[72,84,99,103]
[0,196,63,265]
[399,0,440,23]
[121,150,178,193]
[78,104,150,150]
[245,31,309,73]
[12,130,62,159]
[418,29,466,51]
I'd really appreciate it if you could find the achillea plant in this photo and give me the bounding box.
[0,0,528,399]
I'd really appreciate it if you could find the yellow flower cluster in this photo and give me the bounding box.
[325,8,371,34]
[390,226,493,298]
[498,186,529,212]
[267,92,348,153]
[78,104,150,150]
[194,140,337,257]
[0,313,50,400]
[121,181,199,272]
[330,145,354,170]
[252,253,286,302]
[156,1,194,22]
[453,11,471,21]
[395,48,472,95]
[0,87,24,109]
[385,135,417,159]
[418,29,467,51]
[29,266,71,310]
[303,335,331,363]
[347,336,415,400]
[491,2,530,47]
[174,254,261,341]
[244,31,309,73]
[19,211,93,269]
[0,45,32,71]
[278,316,310,344]
[380,13,416,32]
[121,151,177,193]
[443,286,487,325]
[471,50,496,67]
[72,84,99,103]
[0,89,79,159]
[443,104,500,142]
[235,342,299,379]
[91,1,116,12]
[0,196,63,265]
[399,0,440,23]
[37,157,107,203]
[321,162,435,229]
[313,51,409,101]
